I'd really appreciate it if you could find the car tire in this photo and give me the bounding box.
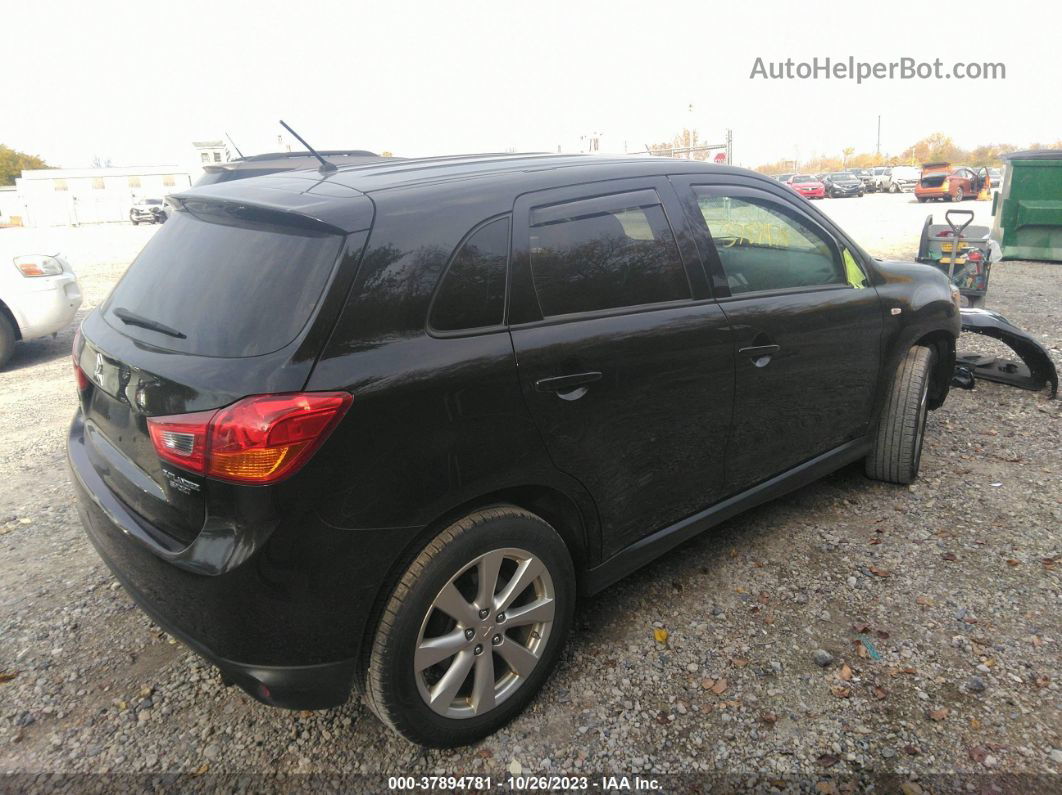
[954,187,964,202]
[0,313,15,370]
[889,183,899,193]
[365,505,575,747]
[917,197,927,203]
[866,346,935,485]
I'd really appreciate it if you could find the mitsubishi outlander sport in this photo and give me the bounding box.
[69,153,960,746]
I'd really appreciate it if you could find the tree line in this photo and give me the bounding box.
[753,132,1062,175]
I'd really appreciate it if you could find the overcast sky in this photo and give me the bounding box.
[6,0,1060,169]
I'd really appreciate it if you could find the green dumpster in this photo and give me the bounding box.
[991,149,1062,261]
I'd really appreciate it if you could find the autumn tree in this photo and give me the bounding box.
[649,129,713,160]
[0,144,50,185]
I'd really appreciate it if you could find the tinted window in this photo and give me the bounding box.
[103,206,342,357]
[430,217,509,331]
[529,192,689,317]
[695,191,844,294]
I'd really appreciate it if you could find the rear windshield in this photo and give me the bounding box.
[103,205,343,357]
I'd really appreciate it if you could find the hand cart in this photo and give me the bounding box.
[917,209,993,307]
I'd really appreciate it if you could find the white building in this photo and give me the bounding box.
[14,165,194,227]
[0,186,21,225]
[9,140,232,228]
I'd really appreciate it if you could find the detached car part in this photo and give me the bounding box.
[957,308,1058,397]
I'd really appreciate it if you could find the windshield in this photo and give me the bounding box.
[830,173,852,180]
[792,175,816,183]
[103,206,343,357]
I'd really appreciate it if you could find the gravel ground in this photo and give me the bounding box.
[1,197,1059,791]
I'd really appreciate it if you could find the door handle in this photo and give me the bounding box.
[738,344,781,367]
[535,371,602,398]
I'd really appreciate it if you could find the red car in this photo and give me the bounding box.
[785,174,826,199]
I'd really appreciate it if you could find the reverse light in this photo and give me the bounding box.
[147,392,352,485]
[14,255,63,277]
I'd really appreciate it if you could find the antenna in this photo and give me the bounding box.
[279,120,337,174]
[225,132,245,159]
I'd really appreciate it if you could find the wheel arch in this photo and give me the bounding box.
[0,298,23,341]
[353,482,593,690]
[914,329,955,409]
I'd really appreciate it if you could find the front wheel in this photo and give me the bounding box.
[866,346,936,485]
[954,187,964,202]
[365,506,575,747]
[889,183,899,193]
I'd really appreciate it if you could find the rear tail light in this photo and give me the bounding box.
[72,326,90,391]
[147,392,352,485]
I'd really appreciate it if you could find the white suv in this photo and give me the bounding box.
[0,247,82,368]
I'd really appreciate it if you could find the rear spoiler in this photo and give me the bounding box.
[169,176,374,235]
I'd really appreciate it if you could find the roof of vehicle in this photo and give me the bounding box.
[175,153,788,234]
[187,152,774,198]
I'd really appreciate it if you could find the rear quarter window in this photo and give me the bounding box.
[429,217,509,332]
[103,205,343,357]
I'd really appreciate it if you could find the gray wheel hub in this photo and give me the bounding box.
[414,547,556,718]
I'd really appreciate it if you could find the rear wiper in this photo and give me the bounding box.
[112,307,187,339]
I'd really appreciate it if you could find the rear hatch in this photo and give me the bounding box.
[74,178,373,548]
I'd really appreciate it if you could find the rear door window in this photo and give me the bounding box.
[694,190,844,294]
[429,216,509,331]
[528,190,690,317]
[103,204,343,357]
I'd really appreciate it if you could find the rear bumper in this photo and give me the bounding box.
[67,410,421,710]
[915,186,949,199]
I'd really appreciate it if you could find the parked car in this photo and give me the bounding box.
[129,198,168,225]
[881,166,921,193]
[194,150,388,186]
[845,168,875,191]
[785,174,826,199]
[821,172,865,198]
[914,163,987,203]
[69,153,960,747]
[0,242,82,368]
[988,167,1003,188]
[869,166,889,191]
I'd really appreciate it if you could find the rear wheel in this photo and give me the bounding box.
[0,313,15,369]
[954,187,964,202]
[365,506,575,747]
[866,346,935,485]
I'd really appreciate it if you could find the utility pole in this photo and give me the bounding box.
[876,115,881,156]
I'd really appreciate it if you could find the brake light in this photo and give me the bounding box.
[72,327,90,391]
[147,392,352,485]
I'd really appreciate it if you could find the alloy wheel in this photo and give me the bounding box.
[414,547,556,718]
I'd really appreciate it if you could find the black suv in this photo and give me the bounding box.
[69,154,959,747]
